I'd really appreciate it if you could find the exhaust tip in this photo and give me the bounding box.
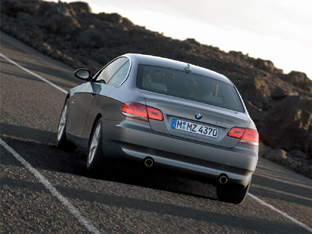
[218,174,229,185]
[144,157,154,168]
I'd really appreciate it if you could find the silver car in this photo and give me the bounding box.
[56,53,259,204]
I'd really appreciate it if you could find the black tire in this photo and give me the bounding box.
[56,100,76,150]
[217,183,250,204]
[87,118,107,172]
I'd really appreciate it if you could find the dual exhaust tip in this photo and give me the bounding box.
[144,157,154,168]
[144,157,229,185]
[218,174,229,185]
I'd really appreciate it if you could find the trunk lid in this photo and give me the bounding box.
[140,90,250,148]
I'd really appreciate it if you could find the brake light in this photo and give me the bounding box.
[228,127,259,146]
[240,129,259,146]
[121,103,163,121]
[228,128,245,139]
[147,106,164,121]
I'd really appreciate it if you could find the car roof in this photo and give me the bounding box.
[124,53,233,85]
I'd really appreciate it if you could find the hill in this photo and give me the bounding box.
[1,0,311,177]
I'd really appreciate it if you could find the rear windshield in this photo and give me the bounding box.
[136,65,244,112]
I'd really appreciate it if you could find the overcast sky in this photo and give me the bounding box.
[55,0,312,78]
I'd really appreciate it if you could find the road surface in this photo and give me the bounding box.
[1,32,311,233]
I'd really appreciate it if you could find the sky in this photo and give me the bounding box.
[53,0,312,78]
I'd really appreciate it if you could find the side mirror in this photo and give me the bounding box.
[74,68,92,81]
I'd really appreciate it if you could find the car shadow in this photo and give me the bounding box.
[2,122,311,208]
[0,122,217,201]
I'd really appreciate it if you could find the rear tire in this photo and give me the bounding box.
[56,100,76,151]
[87,118,107,173]
[217,183,250,204]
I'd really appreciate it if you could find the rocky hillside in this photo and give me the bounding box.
[1,0,311,178]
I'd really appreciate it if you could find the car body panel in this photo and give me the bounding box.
[139,89,250,148]
[98,117,257,187]
[62,53,259,187]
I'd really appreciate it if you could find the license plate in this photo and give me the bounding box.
[171,118,218,138]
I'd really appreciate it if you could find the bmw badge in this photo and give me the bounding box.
[195,113,202,119]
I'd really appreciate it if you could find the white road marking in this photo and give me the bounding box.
[1,52,311,233]
[248,194,312,232]
[0,52,67,94]
[0,138,102,234]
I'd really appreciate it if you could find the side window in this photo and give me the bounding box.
[108,61,130,87]
[96,57,128,83]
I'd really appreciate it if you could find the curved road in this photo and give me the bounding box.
[1,32,311,233]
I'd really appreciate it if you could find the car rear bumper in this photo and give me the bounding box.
[102,120,258,187]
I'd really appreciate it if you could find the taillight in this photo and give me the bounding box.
[228,127,259,146]
[147,106,164,121]
[121,103,147,121]
[240,129,259,146]
[228,128,245,139]
[121,103,163,121]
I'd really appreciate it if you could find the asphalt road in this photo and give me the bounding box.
[1,32,311,234]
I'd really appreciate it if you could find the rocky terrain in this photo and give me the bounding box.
[1,0,311,178]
